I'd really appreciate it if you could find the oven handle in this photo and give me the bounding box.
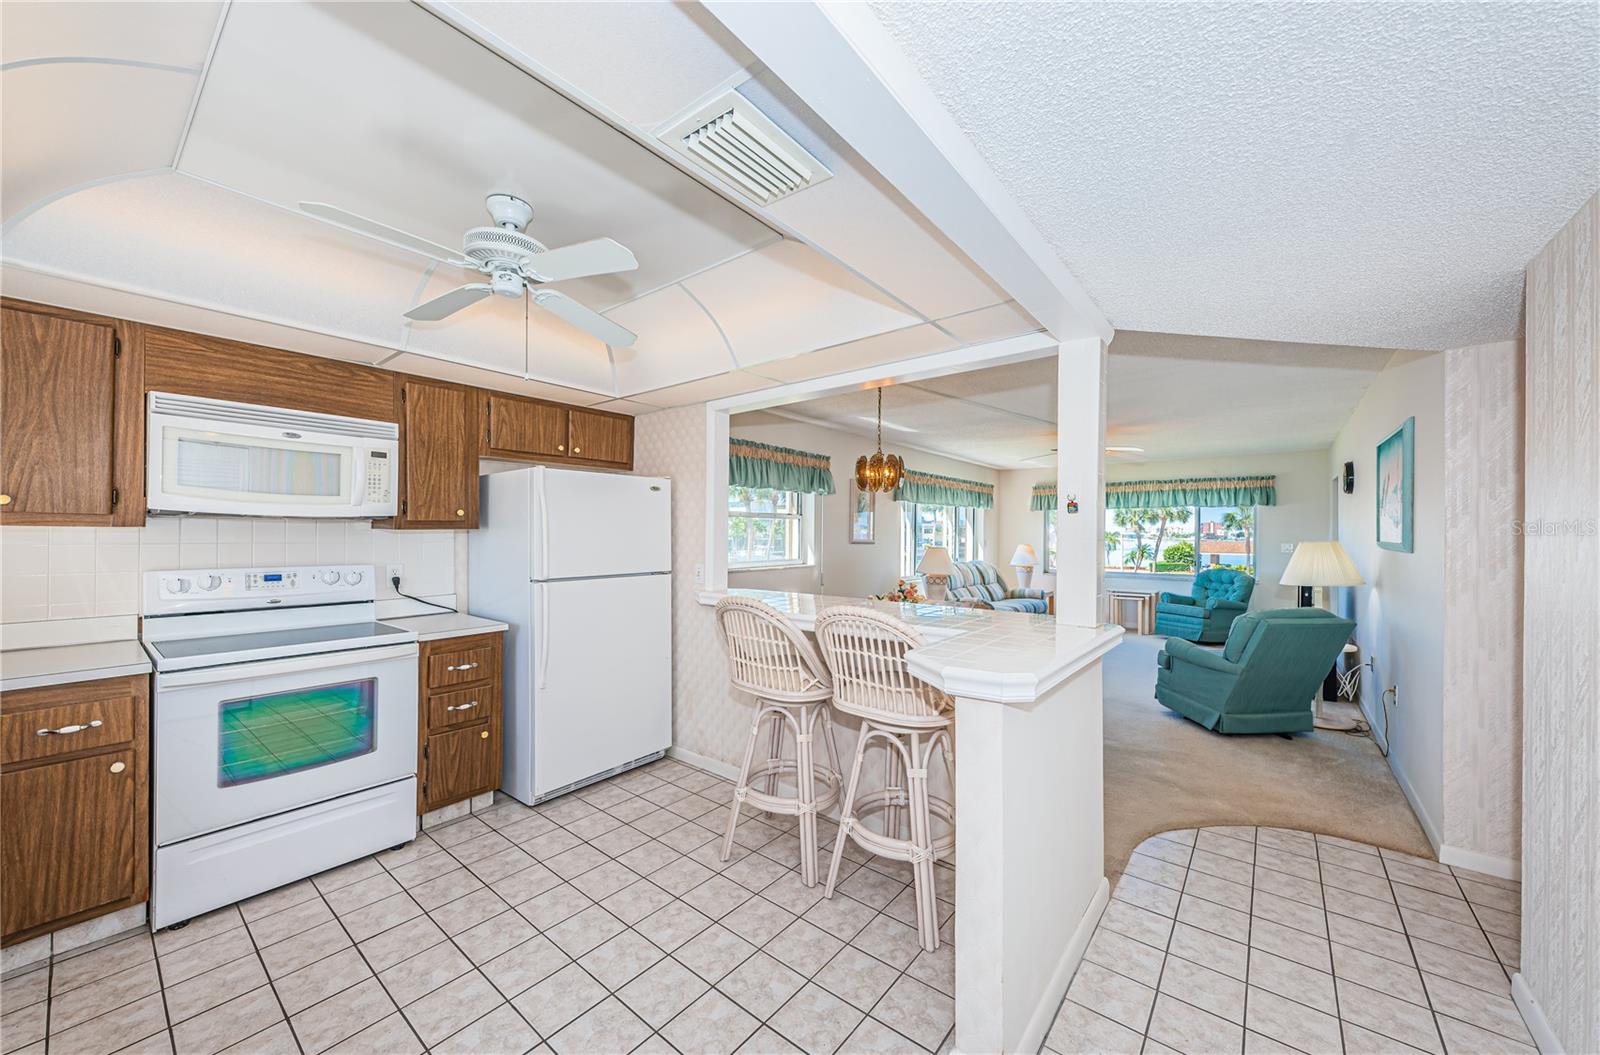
[156,643,419,688]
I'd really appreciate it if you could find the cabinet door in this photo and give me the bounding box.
[2,750,137,938]
[485,395,568,459]
[425,723,495,811]
[400,379,478,527]
[0,306,117,520]
[568,409,633,466]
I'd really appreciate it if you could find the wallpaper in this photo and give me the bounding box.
[1521,191,1599,1054]
[1441,340,1524,866]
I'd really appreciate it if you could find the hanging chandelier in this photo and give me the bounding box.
[855,386,905,493]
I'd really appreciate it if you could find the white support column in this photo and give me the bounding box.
[1056,337,1109,624]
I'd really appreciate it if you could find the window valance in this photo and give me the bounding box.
[1030,483,1057,511]
[729,439,835,495]
[1106,475,1276,509]
[893,469,994,509]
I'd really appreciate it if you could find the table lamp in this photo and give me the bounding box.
[918,546,953,602]
[1280,540,1363,607]
[1010,544,1038,589]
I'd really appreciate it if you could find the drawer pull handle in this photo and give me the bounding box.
[446,662,479,672]
[446,701,478,712]
[37,720,102,737]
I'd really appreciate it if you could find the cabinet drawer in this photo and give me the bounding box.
[1,696,134,765]
[427,687,492,732]
[425,645,494,689]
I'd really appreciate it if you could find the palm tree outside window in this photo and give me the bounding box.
[1103,504,1256,575]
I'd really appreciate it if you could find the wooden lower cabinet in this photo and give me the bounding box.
[0,675,149,946]
[418,632,503,814]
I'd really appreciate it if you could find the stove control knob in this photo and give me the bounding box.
[197,574,223,592]
[320,570,341,585]
[164,576,191,595]
[344,570,364,586]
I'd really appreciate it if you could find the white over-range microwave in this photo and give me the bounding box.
[146,392,399,518]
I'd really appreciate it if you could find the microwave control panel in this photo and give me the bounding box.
[365,451,392,503]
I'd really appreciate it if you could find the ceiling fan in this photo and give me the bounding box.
[300,194,640,347]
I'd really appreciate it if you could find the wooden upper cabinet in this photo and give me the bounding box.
[0,300,143,525]
[483,394,568,460]
[568,409,634,467]
[393,378,479,528]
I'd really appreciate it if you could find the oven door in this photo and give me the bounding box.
[153,643,418,845]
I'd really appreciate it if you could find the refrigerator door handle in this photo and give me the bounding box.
[535,470,550,582]
[537,583,551,690]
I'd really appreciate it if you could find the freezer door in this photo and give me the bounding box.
[531,574,671,799]
[533,468,671,580]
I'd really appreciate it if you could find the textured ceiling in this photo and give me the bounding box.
[772,331,1402,466]
[872,2,1600,350]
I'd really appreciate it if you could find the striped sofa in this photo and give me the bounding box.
[945,560,1050,613]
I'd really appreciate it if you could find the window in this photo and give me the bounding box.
[728,486,811,568]
[900,504,980,576]
[1044,510,1058,573]
[1103,505,1256,576]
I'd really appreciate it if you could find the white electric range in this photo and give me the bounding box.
[141,564,419,928]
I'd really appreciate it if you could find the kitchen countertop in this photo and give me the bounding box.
[698,588,1123,704]
[382,612,509,642]
[0,640,154,693]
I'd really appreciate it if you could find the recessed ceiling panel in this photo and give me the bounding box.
[1,64,196,221]
[630,370,780,409]
[756,324,957,383]
[682,240,921,368]
[3,173,433,351]
[179,1,774,311]
[404,269,614,396]
[606,285,732,395]
[937,301,1041,344]
[448,2,756,129]
[380,352,610,407]
[1,2,220,66]
[915,355,1058,423]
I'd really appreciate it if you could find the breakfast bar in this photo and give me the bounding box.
[699,588,1124,1054]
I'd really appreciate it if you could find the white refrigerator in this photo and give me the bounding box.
[470,466,672,804]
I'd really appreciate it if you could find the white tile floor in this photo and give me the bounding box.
[1047,827,1532,1055]
[0,758,955,1055]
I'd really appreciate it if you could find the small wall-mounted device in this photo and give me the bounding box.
[1342,461,1356,494]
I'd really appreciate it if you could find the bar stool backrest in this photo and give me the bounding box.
[714,596,832,702]
[813,605,953,728]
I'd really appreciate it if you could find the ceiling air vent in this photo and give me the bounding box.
[661,91,831,206]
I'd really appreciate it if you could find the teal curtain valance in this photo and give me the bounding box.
[893,469,994,509]
[1106,475,1276,509]
[1030,483,1056,511]
[729,439,835,495]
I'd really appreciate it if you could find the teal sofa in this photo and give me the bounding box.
[1153,569,1254,642]
[945,561,1050,613]
[1155,608,1356,734]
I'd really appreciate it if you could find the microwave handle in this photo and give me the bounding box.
[353,449,368,505]
[155,643,419,688]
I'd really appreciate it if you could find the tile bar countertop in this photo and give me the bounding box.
[381,612,509,642]
[697,588,1123,704]
[0,640,154,693]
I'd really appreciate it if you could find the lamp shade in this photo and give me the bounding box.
[1009,544,1038,568]
[917,545,953,576]
[1280,541,1364,587]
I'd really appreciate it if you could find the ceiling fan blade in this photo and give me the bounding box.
[405,284,493,321]
[533,290,637,347]
[522,238,638,283]
[300,202,463,265]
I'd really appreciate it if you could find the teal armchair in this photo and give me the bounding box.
[1155,608,1356,734]
[1153,569,1254,642]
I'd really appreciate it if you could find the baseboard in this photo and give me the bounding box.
[1512,972,1563,1054]
[666,745,740,782]
[1386,755,1443,857]
[1438,844,1522,882]
[1014,876,1111,1055]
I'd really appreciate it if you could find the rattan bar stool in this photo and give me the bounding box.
[813,605,955,951]
[713,596,844,887]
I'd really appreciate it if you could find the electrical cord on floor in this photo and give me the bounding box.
[391,575,457,615]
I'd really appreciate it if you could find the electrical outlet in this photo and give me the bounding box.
[386,563,404,584]
[1281,542,1296,554]
[1388,685,1400,706]
[694,563,705,586]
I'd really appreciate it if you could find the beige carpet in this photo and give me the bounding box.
[1102,633,1433,879]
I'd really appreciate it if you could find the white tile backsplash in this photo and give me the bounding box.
[0,517,466,625]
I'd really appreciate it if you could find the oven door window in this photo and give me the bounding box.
[218,679,377,787]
